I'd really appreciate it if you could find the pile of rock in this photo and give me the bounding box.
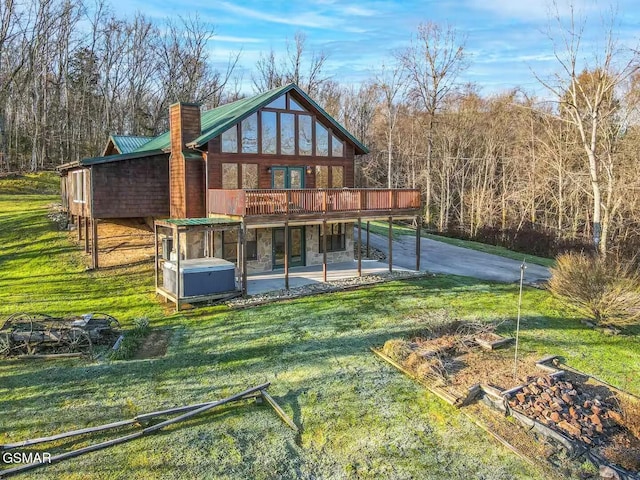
[507,375,622,445]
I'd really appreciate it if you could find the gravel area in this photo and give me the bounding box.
[227,270,430,309]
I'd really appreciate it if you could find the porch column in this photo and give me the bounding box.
[322,220,327,282]
[91,218,99,270]
[416,215,422,271]
[388,216,393,273]
[284,221,289,290]
[154,223,159,291]
[175,227,181,312]
[357,218,362,277]
[84,216,90,253]
[241,224,248,297]
[366,221,370,258]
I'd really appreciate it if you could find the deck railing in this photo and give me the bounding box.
[208,188,421,217]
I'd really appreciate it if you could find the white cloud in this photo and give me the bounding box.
[215,1,336,29]
[214,35,264,43]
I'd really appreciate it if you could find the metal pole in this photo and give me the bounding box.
[366,221,370,258]
[513,260,527,380]
[415,215,422,271]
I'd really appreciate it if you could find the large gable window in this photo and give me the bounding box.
[290,97,306,111]
[221,125,238,153]
[315,121,329,156]
[331,134,344,157]
[265,95,286,109]
[261,111,277,154]
[241,113,258,153]
[280,113,295,155]
[298,115,312,156]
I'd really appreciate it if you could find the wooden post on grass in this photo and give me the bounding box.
[415,215,421,271]
[284,221,289,290]
[91,218,99,270]
[388,216,393,273]
[322,220,328,282]
[357,218,362,277]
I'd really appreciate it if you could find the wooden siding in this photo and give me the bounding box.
[92,154,169,218]
[61,168,91,217]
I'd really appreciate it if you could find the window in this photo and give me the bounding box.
[222,163,238,189]
[242,164,258,189]
[221,126,238,153]
[298,115,312,156]
[223,229,257,261]
[331,166,344,187]
[241,113,258,153]
[316,166,328,188]
[280,113,295,155]
[72,171,86,203]
[289,97,306,111]
[261,111,277,154]
[331,134,344,157]
[319,223,346,252]
[315,121,328,156]
[265,96,286,109]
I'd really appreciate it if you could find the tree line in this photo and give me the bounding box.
[1,0,639,258]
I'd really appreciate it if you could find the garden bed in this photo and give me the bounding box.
[376,321,640,479]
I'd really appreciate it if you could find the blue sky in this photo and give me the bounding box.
[110,0,639,96]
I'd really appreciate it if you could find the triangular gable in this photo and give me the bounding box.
[187,83,369,154]
[103,135,155,156]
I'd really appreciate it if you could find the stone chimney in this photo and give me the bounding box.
[169,102,204,219]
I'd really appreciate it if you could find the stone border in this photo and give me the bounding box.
[226,270,431,309]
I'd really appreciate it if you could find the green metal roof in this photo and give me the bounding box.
[76,82,368,169]
[188,83,369,154]
[80,149,166,166]
[111,135,155,154]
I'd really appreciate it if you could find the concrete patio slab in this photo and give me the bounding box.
[247,260,409,295]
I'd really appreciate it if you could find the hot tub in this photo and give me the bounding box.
[163,258,236,297]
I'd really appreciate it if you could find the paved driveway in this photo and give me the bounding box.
[365,231,551,283]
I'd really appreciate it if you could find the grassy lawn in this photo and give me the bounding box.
[1,181,638,478]
[367,221,555,268]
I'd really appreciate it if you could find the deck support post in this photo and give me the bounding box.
[415,215,422,271]
[91,218,99,270]
[84,216,89,253]
[357,218,362,277]
[77,216,82,241]
[154,223,159,291]
[241,224,248,297]
[175,227,181,312]
[284,221,289,290]
[388,216,393,273]
[322,220,328,282]
[366,221,370,258]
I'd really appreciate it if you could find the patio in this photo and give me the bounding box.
[247,260,409,295]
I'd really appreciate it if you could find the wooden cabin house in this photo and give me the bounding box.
[59,83,421,276]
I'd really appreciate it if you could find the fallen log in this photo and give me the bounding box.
[0,383,270,479]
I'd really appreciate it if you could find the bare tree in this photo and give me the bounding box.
[536,4,640,254]
[398,22,467,225]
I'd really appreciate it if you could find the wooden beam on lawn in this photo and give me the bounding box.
[0,384,271,478]
[357,218,362,277]
[388,216,393,273]
[284,221,289,290]
[260,390,298,432]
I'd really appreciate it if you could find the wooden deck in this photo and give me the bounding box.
[207,188,421,222]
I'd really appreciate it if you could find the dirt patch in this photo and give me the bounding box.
[132,330,170,359]
[70,218,155,268]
